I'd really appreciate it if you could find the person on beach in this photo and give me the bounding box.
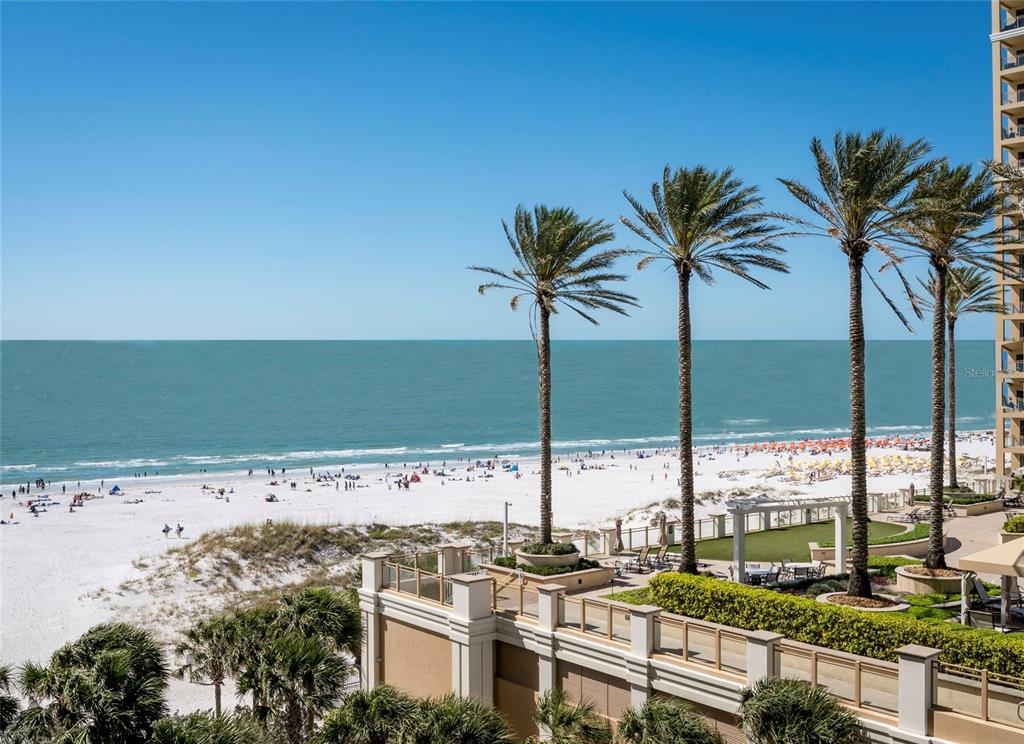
[175,523,184,539]
[162,523,171,538]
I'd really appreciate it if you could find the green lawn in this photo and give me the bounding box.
[667,520,908,562]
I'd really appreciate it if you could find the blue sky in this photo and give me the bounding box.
[1,2,997,340]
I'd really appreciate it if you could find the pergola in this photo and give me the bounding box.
[957,539,1024,628]
[726,495,850,584]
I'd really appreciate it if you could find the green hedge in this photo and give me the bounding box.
[914,493,997,505]
[819,523,929,548]
[492,555,599,576]
[1005,515,1024,533]
[866,556,921,578]
[519,542,578,556]
[644,572,1024,677]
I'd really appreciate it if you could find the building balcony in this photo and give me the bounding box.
[1003,128,1024,145]
[1000,58,1024,82]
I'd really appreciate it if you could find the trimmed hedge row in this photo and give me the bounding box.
[914,493,997,505]
[1005,514,1024,533]
[644,572,1024,677]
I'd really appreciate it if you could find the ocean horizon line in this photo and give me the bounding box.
[0,337,998,343]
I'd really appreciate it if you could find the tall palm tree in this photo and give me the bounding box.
[276,587,362,660]
[620,167,787,573]
[530,688,610,744]
[780,130,933,597]
[900,164,999,568]
[740,677,860,744]
[921,267,1003,489]
[175,615,239,716]
[150,710,271,744]
[17,622,168,743]
[471,205,639,544]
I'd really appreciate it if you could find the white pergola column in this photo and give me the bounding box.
[833,504,848,574]
[732,509,746,583]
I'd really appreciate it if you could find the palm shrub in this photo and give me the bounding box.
[150,710,271,744]
[16,622,168,744]
[531,688,610,744]
[780,130,934,597]
[0,664,19,734]
[620,166,787,573]
[311,684,419,744]
[406,693,514,744]
[617,697,722,744]
[901,163,999,568]
[471,205,638,544]
[740,677,859,744]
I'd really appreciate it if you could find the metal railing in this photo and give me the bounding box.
[491,576,538,620]
[383,561,453,607]
[558,596,631,644]
[935,662,1024,730]
[653,615,748,675]
[775,642,899,715]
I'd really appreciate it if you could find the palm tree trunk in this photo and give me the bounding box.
[539,304,553,545]
[677,268,697,574]
[926,267,947,569]
[286,700,303,744]
[947,316,958,489]
[847,255,871,598]
[214,681,222,717]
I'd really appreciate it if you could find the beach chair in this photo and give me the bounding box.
[625,546,652,573]
[971,577,1002,609]
[651,544,671,570]
[886,507,920,523]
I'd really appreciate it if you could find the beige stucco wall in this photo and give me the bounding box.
[934,710,1024,744]
[380,616,451,698]
[494,641,539,740]
[558,659,632,722]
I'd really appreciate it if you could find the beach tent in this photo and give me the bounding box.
[958,539,1024,627]
[109,485,121,494]
[509,463,518,472]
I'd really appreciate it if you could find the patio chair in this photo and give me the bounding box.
[971,577,1002,609]
[966,608,1000,629]
[765,564,782,586]
[652,544,672,570]
[886,507,921,523]
[625,546,652,573]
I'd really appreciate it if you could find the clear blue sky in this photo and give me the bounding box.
[1,1,997,340]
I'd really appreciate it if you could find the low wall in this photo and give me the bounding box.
[953,499,1004,517]
[809,534,950,562]
[1001,531,1024,544]
[483,562,615,592]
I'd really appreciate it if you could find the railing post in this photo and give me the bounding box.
[357,551,390,691]
[746,631,783,684]
[896,645,941,736]
[535,584,565,740]
[624,603,660,708]
[447,572,496,704]
[714,513,727,539]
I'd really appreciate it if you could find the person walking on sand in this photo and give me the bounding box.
[162,523,171,538]
[175,523,184,539]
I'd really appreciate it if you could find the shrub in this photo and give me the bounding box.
[866,556,921,579]
[618,697,723,744]
[914,492,996,505]
[519,542,578,556]
[1005,514,1024,533]
[804,580,845,598]
[491,556,599,575]
[645,572,1024,677]
[740,677,860,744]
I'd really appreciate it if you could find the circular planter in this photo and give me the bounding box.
[816,592,910,613]
[515,548,579,569]
[895,565,962,595]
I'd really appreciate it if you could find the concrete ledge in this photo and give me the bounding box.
[482,562,614,591]
[810,533,951,561]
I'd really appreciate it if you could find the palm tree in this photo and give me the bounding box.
[620,167,787,573]
[739,677,860,744]
[150,710,271,744]
[471,205,639,544]
[617,697,723,744]
[933,267,1003,488]
[276,587,362,660]
[175,615,238,716]
[0,664,19,734]
[312,684,419,744]
[17,622,168,743]
[901,163,999,568]
[531,688,610,744]
[407,693,514,744]
[780,130,934,597]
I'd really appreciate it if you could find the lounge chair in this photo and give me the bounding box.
[651,544,672,570]
[625,546,652,573]
[971,577,1002,609]
[886,507,921,523]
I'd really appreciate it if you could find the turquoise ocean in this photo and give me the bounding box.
[0,341,998,483]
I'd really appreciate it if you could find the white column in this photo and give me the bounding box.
[357,551,390,690]
[960,572,971,624]
[625,603,659,708]
[714,513,727,539]
[1002,575,1013,627]
[732,510,746,583]
[896,644,940,736]
[833,504,848,574]
[535,585,564,742]
[746,630,784,684]
[448,572,496,703]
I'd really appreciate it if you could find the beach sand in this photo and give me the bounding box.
[0,431,997,711]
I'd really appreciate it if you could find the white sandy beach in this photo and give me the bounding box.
[0,431,997,712]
